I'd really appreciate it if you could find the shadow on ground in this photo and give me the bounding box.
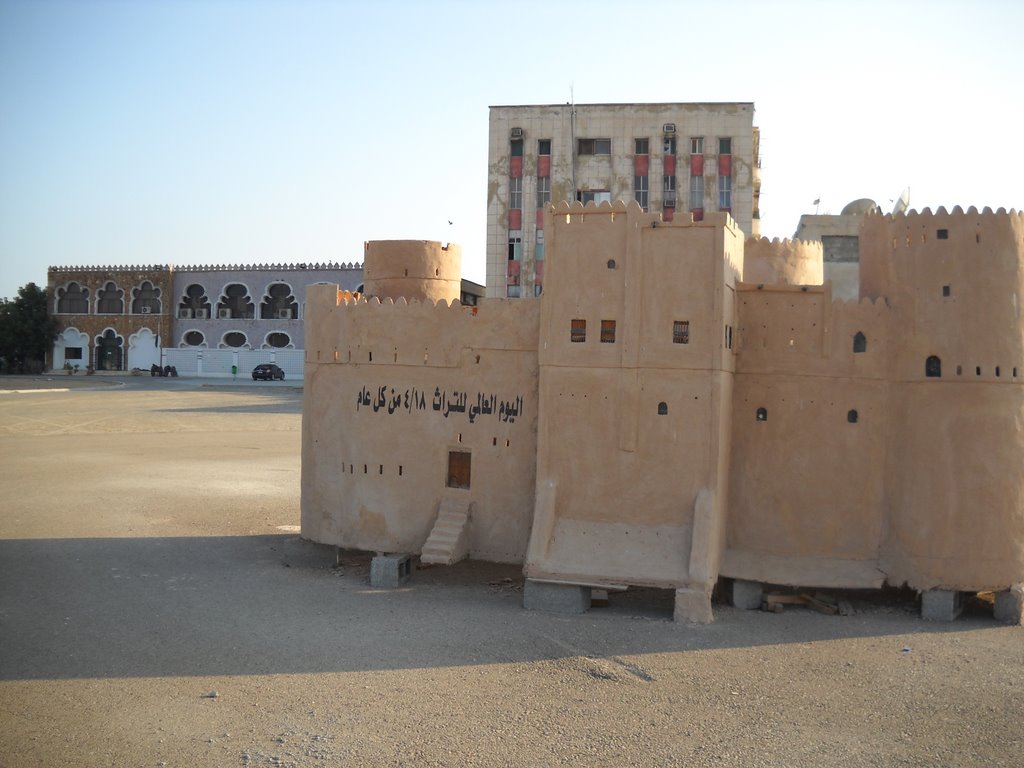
[0,534,1003,683]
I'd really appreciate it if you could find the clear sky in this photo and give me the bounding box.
[1,0,1022,300]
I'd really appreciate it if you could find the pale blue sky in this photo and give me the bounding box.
[1,0,1022,299]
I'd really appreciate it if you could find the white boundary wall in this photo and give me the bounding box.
[160,348,305,379]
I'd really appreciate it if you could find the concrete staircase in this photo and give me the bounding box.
[420,497,472,565]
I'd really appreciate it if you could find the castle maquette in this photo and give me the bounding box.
[301,202,1024,622]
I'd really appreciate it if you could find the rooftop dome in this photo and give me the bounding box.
[841,198,879,216]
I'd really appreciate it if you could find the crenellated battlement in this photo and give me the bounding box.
[306,282,540,370]
[49,264,171,273]
[174,261,360,271]
[866,205,1022,220]
[546,199,740,233]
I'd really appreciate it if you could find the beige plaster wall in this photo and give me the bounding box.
[742,237,823,286]
[725,375,889,587]
[525,201,740,589]
[302,286,540,563]
[882,383,1024,590]
[363,240,462,303]
[860,208,1024,382]
[824,263,860,302]
[725,208,1024,592]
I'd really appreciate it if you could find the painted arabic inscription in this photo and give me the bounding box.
[356,385,524,424]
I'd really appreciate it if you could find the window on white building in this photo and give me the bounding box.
[719,175,732,210]
[509,176,523,210]
[690,174,704,210]
[537,176,550,207]
[580,190,611,205]
[634,175,649,209]
[508,233,522,261]
[578,138,611,155]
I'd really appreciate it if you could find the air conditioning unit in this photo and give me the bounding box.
[194,308,209,319]
[140,306,151,314]
[276,309,293,319]
[510,127,523,139]
[217,308,232,319]
[663,123,676,134]
[664,194,677,208]
[178,308,193,319]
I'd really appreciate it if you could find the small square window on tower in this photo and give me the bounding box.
[570,318,586,343]
[600,320,616,343]
[673,320,690,344]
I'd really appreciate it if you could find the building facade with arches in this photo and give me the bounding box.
[47,262,363,376]
[48,265,174,372]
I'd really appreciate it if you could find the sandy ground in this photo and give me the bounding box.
[0,375,1021,767]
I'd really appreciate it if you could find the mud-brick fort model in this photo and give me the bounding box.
[301,204,1024,624]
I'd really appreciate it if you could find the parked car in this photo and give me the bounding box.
[252,363,285,381]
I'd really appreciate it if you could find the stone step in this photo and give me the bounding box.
[420,498,472,566]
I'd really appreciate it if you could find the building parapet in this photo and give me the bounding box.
[173,262,361,272]
[48,262,361,274]
[49,264,171,273]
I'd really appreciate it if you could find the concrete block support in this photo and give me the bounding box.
[732,579,763,611]
[921,589,963,621]
[523,579,591,614]
[994,585,1024,625]
[370,554,413,588]
[674,587,714,624]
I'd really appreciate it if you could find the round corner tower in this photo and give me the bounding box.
[362,240,462,303]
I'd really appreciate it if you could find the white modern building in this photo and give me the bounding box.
[486,102,761,298]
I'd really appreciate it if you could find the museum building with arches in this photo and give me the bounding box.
[47,262,363,376]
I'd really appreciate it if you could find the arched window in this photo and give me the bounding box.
[925,356,942,378]
[657,402,668,415]
[56,282,89,314]
[183,330,205,347]
[853,332,867,353]
[756,407,768,422]
[94,328,123,370]
[132,281,162,314]
[217,284,253,320]
[222,331,247,348]
[260,283,298,319]
[179,284,212,318]
[847,409,859,423]
[265,332,291,348]
[96,282,124,314]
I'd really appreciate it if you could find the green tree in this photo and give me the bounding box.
[0,283,59,374]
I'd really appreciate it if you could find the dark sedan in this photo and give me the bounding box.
[252,363,285,381]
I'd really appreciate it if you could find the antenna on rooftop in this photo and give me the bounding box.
[892,187,910,215]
